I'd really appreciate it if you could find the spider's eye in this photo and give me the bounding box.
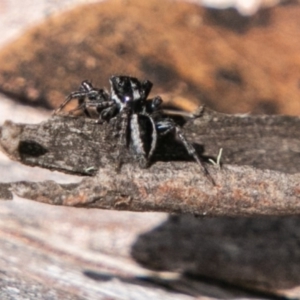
[124,95,131,103]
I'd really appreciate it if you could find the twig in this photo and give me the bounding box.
[0,108,299,216]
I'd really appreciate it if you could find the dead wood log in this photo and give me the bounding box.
[0,108,299,217]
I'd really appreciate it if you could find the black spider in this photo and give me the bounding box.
[54,75,214,184]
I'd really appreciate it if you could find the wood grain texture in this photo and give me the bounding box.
[0,108,299,217]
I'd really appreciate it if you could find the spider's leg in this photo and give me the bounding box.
[147,115,158,160]
[53,91,86,115]
[97,104,118,123]
[176,127,215,184]
[160,105,205,119]
[160,109,195,118]
[130,114,148,168]
[156,118,215,185]
[141,80,153,99]
[115,108,130,170]
[155,118,175,136]
[145,96,163,115]
[84,101,116,122]
[129,113,157,168]
[139,112,157,160]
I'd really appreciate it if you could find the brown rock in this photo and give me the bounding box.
[0,0,300,114]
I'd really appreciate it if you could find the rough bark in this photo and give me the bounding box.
[0,108,299,217]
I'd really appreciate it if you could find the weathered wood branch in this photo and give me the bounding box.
[0,109,299,216]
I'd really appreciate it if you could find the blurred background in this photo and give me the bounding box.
[1,0,300,115]
[0,1,300,299]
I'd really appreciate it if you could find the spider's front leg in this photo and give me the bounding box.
[84,101,117,123]
[156,118,215,185]
[129,113,158,168]
[114,108,130,170]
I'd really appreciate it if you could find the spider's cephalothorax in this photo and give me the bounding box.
[53,80,115,122]
[55,75,213,184]
[109,75,152,110]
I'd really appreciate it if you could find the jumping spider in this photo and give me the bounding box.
[54,75,214,184]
